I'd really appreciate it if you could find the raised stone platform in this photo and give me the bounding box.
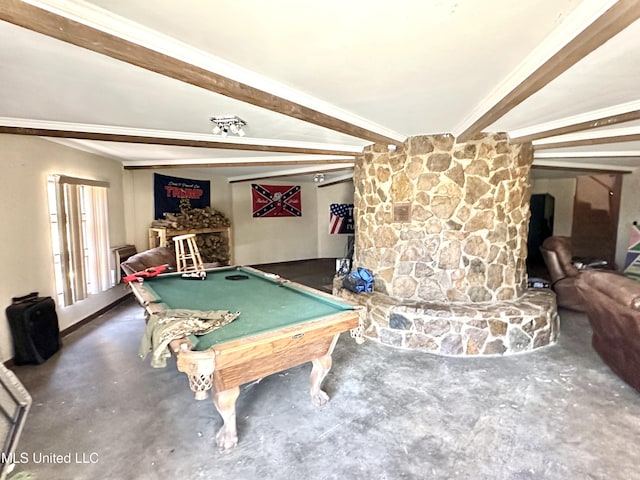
[334,278,559,356]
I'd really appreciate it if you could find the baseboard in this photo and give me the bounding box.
[60,293,133,337]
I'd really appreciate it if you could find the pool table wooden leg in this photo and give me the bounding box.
[309,332,341,406]
[310,354,332,406]
[213,386,240,451]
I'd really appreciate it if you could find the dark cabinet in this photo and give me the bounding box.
[528,193,554,266]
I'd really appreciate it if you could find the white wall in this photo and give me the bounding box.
[0,134,128,362]
[316,181,354,258]
[616,169,640,271]
[124,169,232,251]
[531,177,576,237]
[124,172,348,266]
[231,181,319,265]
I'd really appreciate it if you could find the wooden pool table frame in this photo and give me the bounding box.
[129,265,363,450]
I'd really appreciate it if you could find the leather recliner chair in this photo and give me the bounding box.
[575,269,640,393]
[539,236,585,311]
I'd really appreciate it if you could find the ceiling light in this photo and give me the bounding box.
[210,115,247,137]
[314,173,325,183]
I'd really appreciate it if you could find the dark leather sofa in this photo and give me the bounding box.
[120,246,176,276]
[575,269,640,393]
[539,236,585,311]
[121,246,222,276]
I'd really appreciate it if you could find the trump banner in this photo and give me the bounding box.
[154,173,210,219]
[251,184,302,217]
[329,203,355,234]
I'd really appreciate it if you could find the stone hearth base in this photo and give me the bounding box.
[334,279,559,356]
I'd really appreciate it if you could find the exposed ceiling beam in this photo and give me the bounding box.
[0,125,360,156]
[533,129,640,150]
[511,109,640,143]
[228,166,353,184]
[532,164,632,175]
[317,175,354,188]
[0,0,402,146]
[124,160,354,171]
[534,150,640,159]
[455,0,640,143]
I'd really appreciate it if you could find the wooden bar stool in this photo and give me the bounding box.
[173,234,204,272]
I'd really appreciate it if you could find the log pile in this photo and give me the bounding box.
[194,232,230,265]
[151,203,231,265]
[151,206,231,230]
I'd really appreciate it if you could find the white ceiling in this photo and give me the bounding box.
[1,0,639,183]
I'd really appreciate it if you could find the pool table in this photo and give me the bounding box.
[129,265,363,450]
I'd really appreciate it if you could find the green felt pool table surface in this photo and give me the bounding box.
[139,266,355,349]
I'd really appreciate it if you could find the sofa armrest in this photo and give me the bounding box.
[575,269,640,311]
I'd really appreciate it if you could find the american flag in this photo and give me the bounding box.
[624,223,640,280]
[329,203,354,234]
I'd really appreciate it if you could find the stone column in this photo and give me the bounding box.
[353,133,533,303]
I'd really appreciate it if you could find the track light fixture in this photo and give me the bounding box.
[210,115,247,137]
[313,173,325,183]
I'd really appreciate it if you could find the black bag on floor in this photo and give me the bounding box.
[6,292,61,365]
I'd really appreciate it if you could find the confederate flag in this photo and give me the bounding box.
[251,184,302,217]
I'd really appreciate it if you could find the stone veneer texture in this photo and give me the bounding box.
[334,279,559,356]
[354,133,533,303]
[339,133,559,356]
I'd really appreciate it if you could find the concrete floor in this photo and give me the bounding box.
[8,273,640,479]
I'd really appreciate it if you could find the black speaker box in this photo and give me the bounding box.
[5,292,61,365]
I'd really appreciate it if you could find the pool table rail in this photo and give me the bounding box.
[176,309,358,395]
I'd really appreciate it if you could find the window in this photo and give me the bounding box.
[48,175,112,307]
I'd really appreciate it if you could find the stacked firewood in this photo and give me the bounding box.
[151,202,232,264]
[151,206,231,230]
[195,232,230,265]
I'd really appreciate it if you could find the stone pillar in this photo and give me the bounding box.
[338,133,558,356]
[354,133,533,303]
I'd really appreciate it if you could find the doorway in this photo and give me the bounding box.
[571,174,622,267]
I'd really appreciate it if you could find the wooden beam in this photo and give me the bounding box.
[124,160,354,171]
[0,125,359,156]
[457,0,640,143]
[512,109,640,143]
[534,133,640,150]
[532,164,632,175]
[0,1,400,146]
[228,167,353,184]
[318,177,354,188]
